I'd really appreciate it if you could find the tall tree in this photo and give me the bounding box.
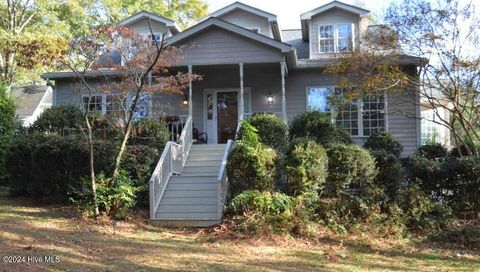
[65,23,201,217]
[326,0,480,156]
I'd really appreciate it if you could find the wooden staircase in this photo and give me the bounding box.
[151,144,230,227]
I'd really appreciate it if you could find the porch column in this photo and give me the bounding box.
[188,65,193,118]
[239,63,245,121]
[281,61,287,123]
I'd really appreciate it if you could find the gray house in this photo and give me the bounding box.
[42,1,446,226]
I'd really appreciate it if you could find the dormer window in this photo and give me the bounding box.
[319,23,354,53]
[147,33,163,44]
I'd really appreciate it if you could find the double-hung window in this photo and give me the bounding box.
[319,23,354,53]
[306,87,387,137]
[82,95,105,115]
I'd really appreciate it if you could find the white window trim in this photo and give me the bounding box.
[318,23,355,54]
[305,86,388,138]
[81,93,106,115]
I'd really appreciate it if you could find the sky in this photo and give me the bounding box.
[204,0,394,29]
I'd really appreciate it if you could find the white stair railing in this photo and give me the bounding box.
[149,116,193,219]
[217,139,234,219]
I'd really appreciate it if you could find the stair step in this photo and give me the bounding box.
[163,190,217,198]
[170,176,217,183]
[155,212,218,220]
[167,183,217,191]
[189,150,225,156]
[191,144,226,151]
[185,160,223,167]
[160,197,218,205]
[182,166,220,173]
[187,155,224,161]
[156,204,217,213]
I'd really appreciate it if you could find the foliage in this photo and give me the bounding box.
[240,113,288,152]
[371,150,404,203]
[429,222,480,250]
[0,83,15,180]
[121,145,159,208]
[407,154,445,200]
[325,144,378,197]
[289,110,352,147]
[30,106,84,134]
[395,184,453,232]
[364,130,403,158]
[236,122,261,146]
[416,143,449,160]
[74,170,139,219]
[226,141,277,198]
[129,119,169,150]
[284,138,328,196]
[227,190,296,234]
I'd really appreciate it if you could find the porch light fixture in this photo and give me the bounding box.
[266,92,274,104]
[182,94,189,108]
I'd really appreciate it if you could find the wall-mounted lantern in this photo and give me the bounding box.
[182,94,189,108]
[266,92,274,104]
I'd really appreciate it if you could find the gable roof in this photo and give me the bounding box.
[300,0,370,20]
[117,10,180,34]
[203,1,277,22]
[202,2,283,42]
[166,17,293,53]
[12,85,51,117]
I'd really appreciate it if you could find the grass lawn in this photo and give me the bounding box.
[0,188,479,272]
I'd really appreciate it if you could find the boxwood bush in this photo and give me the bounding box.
[289,110,351,147]
[416,143,448,160]
[364,130,403,158]
[371,149,404,203]
[129,119,169,150]
[325,144,378,197]
[239,113,288,152]
[284,137,328,196]
[30,106,84,134]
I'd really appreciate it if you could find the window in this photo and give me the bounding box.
[129,93,151,120]
[106,95,126,118]
[319,24,354,53]
[421,108,448,145]
[307,87,331,112]
[82,95,104,114]
[147,33,163,44]
[306,87,387,137]
[319,25,335,53]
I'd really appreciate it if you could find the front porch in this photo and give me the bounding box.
[158,63,287,144]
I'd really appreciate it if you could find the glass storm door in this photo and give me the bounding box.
[216,92,238,144]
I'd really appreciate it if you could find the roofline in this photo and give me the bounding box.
[41,70,119,80]
[300,0,370,20]
[117,10,181,34]
[166,17,293,53]
[201,1,277,22]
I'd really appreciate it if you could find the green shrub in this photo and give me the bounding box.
[289,110,352,147]
[30,106,84,134]
[73,170,139,219]
[325,144,378,197]
[129,119,169,150]
[285,138,328,196]
[121,145,159,208]
[227,190,296,234]
[226,141,277,197]
[236,122,261,146]
[240,113,288,151]
[429,222,480,250]
[408,154,445,200]
[0,85,15,181]
[371,149,404,202]
[364,130,403,158]
[395,184,453,232]
[416,143,448,160]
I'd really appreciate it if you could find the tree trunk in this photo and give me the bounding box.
[85,115,99,216]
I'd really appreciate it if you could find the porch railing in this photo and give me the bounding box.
[163,115,189,142]
[149,116,193,219]
[217,139,234,219]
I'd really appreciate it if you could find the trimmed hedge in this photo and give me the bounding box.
[285,137,328,196]
[364,130,403,158]
[30,106,84,134]
[240,113,288,151]
[289,110,352,147]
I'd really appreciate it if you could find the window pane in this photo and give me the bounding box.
[307,87,331,112]
[337,24,353,52]
[83,95,103,113]
[131,93,151,119]
[362,94,386,136]
[207,94,213,120]
[319,25,334,53]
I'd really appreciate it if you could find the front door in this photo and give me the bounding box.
[205,89,249,144]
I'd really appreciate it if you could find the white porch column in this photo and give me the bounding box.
[188,65,193,118]
[239,63,245,121]
[280,61,287,123]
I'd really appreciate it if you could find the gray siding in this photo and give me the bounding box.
[217,9,273,38]
[309,8,360,59]
[128,19,172,37]
[285,69,419,157]
[175,27,283,66]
